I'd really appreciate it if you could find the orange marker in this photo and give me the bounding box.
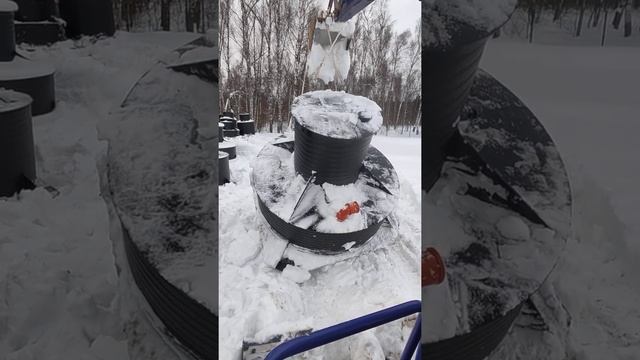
[336,201,360,222]
[422,247,446,287]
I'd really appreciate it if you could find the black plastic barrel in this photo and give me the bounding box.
[218,151,230,185]
[0,10,16,61]
[238,112,251,121]
[423,4,514,192]
[222,111,234,118]
[293,119,372,186]
[424,25,490,192]
[0,90,36,197]
[221,119,236,130]
[237,120,255,135]
[58,0,115,38]
[0,69,56,115]
[223,128,239,138]
[219,142,236,160]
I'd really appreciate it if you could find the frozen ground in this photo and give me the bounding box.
[482,39,640,358]
[219,133,421,359]
[0,32,202,360]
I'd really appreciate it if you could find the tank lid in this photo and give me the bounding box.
[291,90,383,139]
[0,57,56,81]
[0,88,32,113]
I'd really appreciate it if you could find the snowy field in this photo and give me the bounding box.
[483,38,640,359]
[0,32,203,360]
[219,133,421,359]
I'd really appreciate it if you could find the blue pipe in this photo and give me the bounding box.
[265,300,421,360]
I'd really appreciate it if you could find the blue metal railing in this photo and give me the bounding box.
[265,300,421,360]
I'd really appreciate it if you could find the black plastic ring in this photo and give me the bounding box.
[256,195,383,254]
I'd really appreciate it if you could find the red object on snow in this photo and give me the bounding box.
[422,247,446,287]
[336,201,360,222]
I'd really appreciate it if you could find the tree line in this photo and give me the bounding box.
[112,0,216,33]
[515,0,640,43]
[219,0,422,134]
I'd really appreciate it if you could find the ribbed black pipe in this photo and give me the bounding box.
[423,31,489,193]
[0,93,36,197]
[422,303,523,360]
[121,224,218,360]
[294,120,372,186]
[0,11,16,61]
[256,195,382,254]
[0,72,56,115]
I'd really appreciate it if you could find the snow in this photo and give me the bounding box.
[479,38,640,357]
[306,17,354,84]
[292,90,383,139]
[167,45,217,66]
[423,0,516,46]
[251,132,396,235]
[0,0,17,12]
[0,88,31,112]
[496,215,531,241]
[220,133,420,359]
[101,36,217,312]
[0,32,204,359]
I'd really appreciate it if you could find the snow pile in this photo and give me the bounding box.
[479,39,640,357]
[423,0,516,46]
[101,38,218,313]
[0,88,31,111]
[306,17,354,84]
[0,0,17,12]
[220,134,421,359]
[423,163,563,343]
[292,90,383,139]
[0,32,204,359]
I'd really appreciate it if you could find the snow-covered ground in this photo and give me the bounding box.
[219,133,421,359]
[482,38,640,359]
[0,32,202,360]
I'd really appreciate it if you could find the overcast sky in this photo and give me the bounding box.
[388,0,421,33]
[318,0,421,34]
